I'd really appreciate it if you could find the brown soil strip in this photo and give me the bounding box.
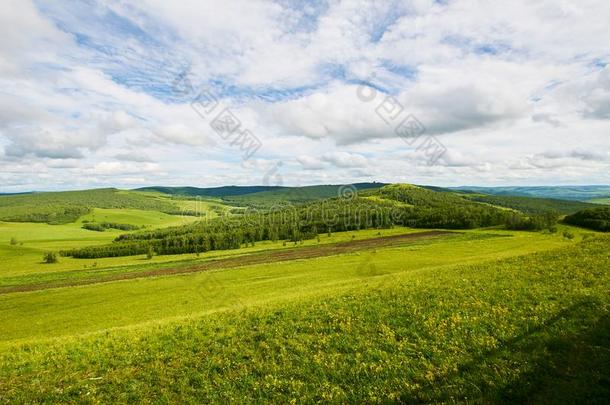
[1,230,455,294]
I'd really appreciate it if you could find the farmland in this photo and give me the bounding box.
[0,184,608,403]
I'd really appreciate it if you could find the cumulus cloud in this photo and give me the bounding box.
[582,68,610,119]
[297,155,326,170]
[322,152,368,168]
[1,0,609,191]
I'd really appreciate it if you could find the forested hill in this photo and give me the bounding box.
[0,189,178,224]
[463,194,597,215]
[222,183,387,205]
[134,186,286,197]
[134,183,387,206]
[61,184,510,259]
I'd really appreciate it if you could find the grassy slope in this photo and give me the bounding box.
[0,227,421,290]
[0,208,203,278]
[171,198,231,217]
[0,236,607,403]
[0,229,576,345]
[0,189,179,224]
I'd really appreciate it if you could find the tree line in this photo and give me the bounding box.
[82,222,142,232]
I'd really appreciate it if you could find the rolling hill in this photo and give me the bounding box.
[1,182,608,403]
[222,183,386,206]
[0,188,179,224]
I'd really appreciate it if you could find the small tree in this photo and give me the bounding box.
[10,237,18,245]
[146,245,155,260]
[43,252,58,264]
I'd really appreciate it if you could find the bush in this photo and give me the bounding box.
[146,246,155,260]
[10,237,18,245]
[82,223,106,232]
[563,230,575,240]
[43,252,58,264]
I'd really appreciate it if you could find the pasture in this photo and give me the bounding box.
[0,232,607,403]
[0,185,607,403]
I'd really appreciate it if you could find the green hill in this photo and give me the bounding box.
[134,185,286,197]
[222,183,386,206]
[463,194,596,215]
[2,236,608,402]
[0,189,178,224]
[378,184,474,207]
[61,184,509,259]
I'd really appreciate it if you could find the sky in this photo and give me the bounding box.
[1,0,609,192]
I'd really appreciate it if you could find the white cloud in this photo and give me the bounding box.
[0,0,609,191]
[322,152,368,168]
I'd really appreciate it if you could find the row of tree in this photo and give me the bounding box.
[82,222,142,232]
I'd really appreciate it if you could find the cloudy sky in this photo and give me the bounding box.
[1,0,609,192]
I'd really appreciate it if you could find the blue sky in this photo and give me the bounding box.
[1,0,609,191]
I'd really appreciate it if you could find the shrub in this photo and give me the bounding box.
[10,237,18,245]
[146,246,155,260]
[43,252,58,264]
[82,223,106,232]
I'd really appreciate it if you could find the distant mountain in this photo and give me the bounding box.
[450,185,610,201]
[0,192,34,196]
[134,186,286,197]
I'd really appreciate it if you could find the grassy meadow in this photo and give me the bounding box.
[0,185,608,403]
[0,234,608,403]
[0,208,202,278]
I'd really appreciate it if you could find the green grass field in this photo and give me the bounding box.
[0,228,572,345]
[0,232,607,402]
[0,185,608,403]
[0,208,204,278]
